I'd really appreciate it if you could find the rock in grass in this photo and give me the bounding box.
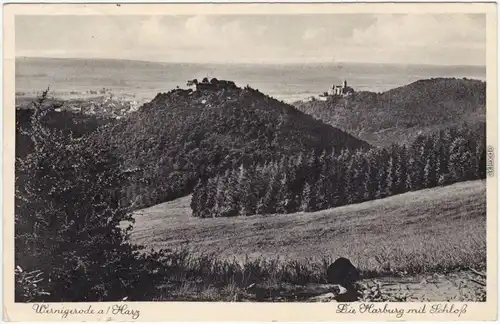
[326,257,361,286]
[326,257,362,302]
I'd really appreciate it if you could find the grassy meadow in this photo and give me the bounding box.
[127,180,486,289]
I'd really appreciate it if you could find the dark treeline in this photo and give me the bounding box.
[191,122,486,218]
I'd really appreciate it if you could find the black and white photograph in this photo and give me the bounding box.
[7,3,497,313]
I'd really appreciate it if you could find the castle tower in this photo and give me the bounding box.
[343,79,347,89]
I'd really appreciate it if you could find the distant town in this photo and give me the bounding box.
[15,90,141,120]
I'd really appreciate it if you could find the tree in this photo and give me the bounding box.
[215,170,236,217]
[262,163,280,214]
[237,164,257,216]
[300,182,312,212]
[423,151,438,188]
[448,137,470,183]
[423,156,433,188]
[346,158,359,204]
[394,145,408,194]
[204,177,218,218]
[352,151,368,203]
[335,149,351,204]
[255,197,266,215]
[363,150,378,201]
[15,89,157,301]
[225,168,240,216]
[477,145,487,179]
[191,179,207,218]
[276,173,292,214]
[213,176,224,217]
[375,150,389,199]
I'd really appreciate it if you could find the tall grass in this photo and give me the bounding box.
[147,223,486,294]
[129,181,486,301]
[145,235,486,301]
[144,214,486,289]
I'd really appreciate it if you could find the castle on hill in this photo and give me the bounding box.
[329,79,351,96]
[315,79,354,101]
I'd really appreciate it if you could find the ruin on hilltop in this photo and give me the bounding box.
[186,78,238,92]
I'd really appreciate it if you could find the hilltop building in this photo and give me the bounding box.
[317,79,354,101]
[329,80,350,96]
[187,78,238,91]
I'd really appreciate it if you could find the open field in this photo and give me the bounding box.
[125,180,486,301]
[128,180,486,275]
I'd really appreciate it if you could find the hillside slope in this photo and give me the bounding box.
[294,78,486,146]
[89,83,371,208]
[127,181,486,302]
[16,107,112,158]
[128,180,486,272]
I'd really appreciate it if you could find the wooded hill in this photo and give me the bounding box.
[16,78,486,210]
[293,78,486,146]
[191,121,486,218]
[87,84,371,209]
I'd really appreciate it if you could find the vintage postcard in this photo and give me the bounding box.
[3,2,498,322]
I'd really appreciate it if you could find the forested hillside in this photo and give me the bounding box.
[294,78,486,146]
[192,122,486,217]
[88,83,370,208]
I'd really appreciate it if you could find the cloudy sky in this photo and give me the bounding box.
[16,14,486,66]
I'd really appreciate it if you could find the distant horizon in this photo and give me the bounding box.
[16,55,486,105]
[16,14,486,66]
[15,56,487,69]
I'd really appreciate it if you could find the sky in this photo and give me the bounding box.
[15,14,486,66]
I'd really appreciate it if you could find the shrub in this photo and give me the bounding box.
[15,89,162,301]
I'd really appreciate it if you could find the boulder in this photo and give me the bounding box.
[326,257,362,301]
[326,257,361,286]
